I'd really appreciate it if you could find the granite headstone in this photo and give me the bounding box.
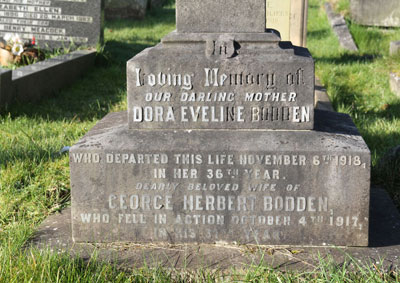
[350,0,400,27]
[70,0,370,246]
[0,0,103,49]
[104,0,148,20]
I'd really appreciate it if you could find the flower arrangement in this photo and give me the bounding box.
[0,33,45,67]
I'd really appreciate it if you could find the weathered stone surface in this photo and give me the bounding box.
[105,0,148,20]
[390,72,400,97]
[70,109,370,246]
[350,0,400,27]
[31,187,400,270]
[266,0,291,41]
[127,32,315,130]
[0,0,103,50]
[266,0,308,47]
[0,50,96,108]
[390,41,400,55]
[176,0,266,33]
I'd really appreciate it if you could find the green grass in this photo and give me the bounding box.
[309,0,400,207]
[0,1,399,281]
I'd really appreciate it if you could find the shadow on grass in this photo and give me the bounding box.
[308,28,331,40]
[313,53,380,65]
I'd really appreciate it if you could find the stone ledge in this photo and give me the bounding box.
[315,78,334,112]
[29,187,400,271]
[0,50,96,109]
[324,2,358,52]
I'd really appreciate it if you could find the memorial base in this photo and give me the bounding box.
[70,110,370,246]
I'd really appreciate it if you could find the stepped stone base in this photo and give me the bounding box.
[30,187,400,271]
[70,110,370,246]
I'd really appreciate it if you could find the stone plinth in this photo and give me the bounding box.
[70,110,370,246]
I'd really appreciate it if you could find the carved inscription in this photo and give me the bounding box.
[72,151,369,243]
[0,0,98,47]
[131,67,312,126]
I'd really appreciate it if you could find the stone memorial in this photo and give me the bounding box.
[350,0,400,27]
[266,0,308,47]
[104,0,148,20]
[0,0,103,49]
[70,0,371,246]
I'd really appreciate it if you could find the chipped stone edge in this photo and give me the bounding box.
[324,2,358,52]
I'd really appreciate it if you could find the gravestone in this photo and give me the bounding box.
[105,0,148,20]
[266,0,308,47]
[350,0,400,27]
[70,0,370,246]
[0,0,103,49]
[390,41,400,56]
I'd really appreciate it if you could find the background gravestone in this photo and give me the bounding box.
[0,0,103,49]
[149,0,166,9]
[105,0,148,20]
[70,0,370,247]
[350,0,400,27]
[266,0,308,47]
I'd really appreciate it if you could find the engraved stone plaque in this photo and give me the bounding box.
[127,33,315,130]
[0,0,103,49]
[71,111,370,246]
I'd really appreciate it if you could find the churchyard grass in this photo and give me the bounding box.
[0,1,399,281]
[311,0,400,208]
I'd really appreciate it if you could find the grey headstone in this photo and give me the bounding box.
[70,110,370,246]
[390,41,400,56]
[0,0,103,50]
[149,0,166,9]
[176,0,266,33]
[390,73,400,97]
[70,0,371,247]
[105,0,148,20]
[325,3,358,52]
[350,0,400,27]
